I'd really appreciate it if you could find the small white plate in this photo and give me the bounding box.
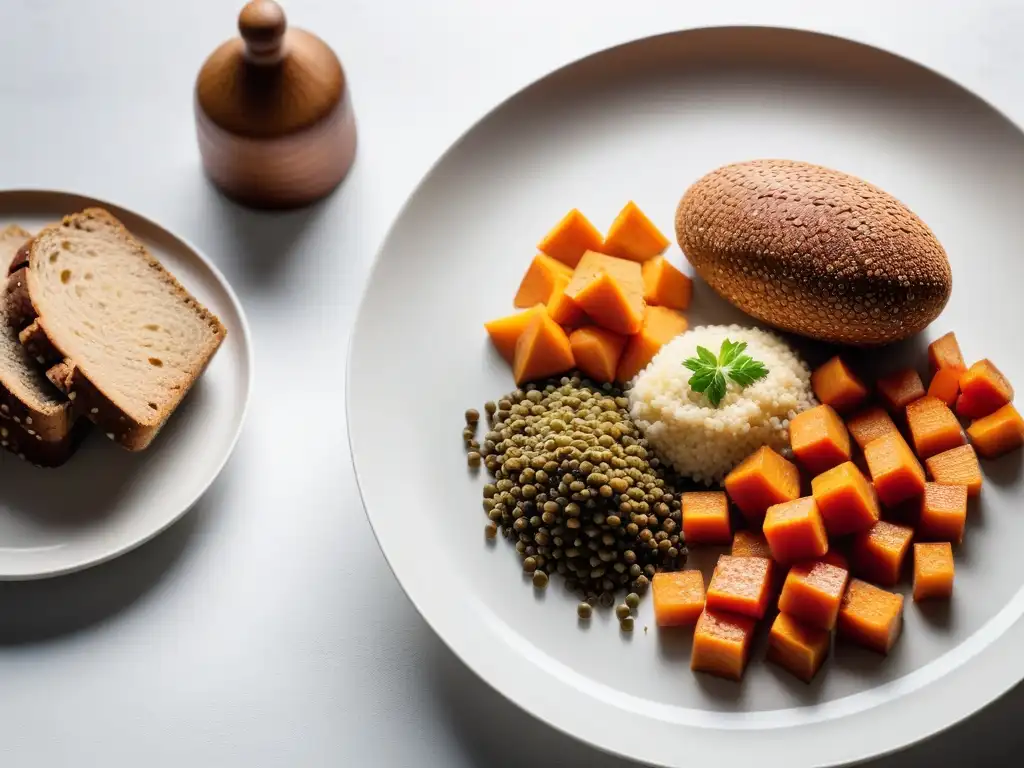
[0,189,252,579]
[349,26,1024,768]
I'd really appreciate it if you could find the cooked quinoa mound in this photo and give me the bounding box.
[628,324,815,484]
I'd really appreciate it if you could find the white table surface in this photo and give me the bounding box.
[0,1,1022,765]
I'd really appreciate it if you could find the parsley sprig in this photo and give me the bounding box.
[682,338,769,407]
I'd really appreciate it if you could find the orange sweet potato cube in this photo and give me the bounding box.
[811,461,880,536]
[906,396,966,460]
[850,520,914,587]
[811,356,869,414]
[616,305,688,383]
[928,331,966,374]
[846,406,899,451]
[691,609,757,681]
[546,273,586,327]
[767,612,831,683]
[877,368,926,412]
[821,550,850,571]
[568,326,626,384]
[956,359,1014,420]
[652,570,705,627]
[925,444,982,497]
[484,304,546,363]
[917,482,968,544]
[731,530,773,559]
[705,555,774,620]
[568,267,644,336]
[682,491,731,545]
[641,256,692,310]
[790,404,852,475]
[967,403,1024,458]
[512,310,575,385]
[913,542,954,601]
[537,209,604,268]
[763,497,829,565]
[864,432,926,507]
[927,367,961,408]
[838,579,904,654]
[724,446,801,526]
[601,201,669,263]
[778,560,850,630]
[513,253,573,308]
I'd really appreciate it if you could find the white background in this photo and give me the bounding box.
[0,1,1022,765]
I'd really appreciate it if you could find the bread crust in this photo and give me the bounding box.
[6,209,226,451]
[0,413,87,467]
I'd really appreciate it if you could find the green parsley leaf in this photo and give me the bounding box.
[681,337,770,407]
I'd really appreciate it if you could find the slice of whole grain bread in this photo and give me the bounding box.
[0,413,87,468]
[0,225,76,449]
[7,209,226,451]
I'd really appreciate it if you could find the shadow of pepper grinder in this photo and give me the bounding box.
[194,0,357,209]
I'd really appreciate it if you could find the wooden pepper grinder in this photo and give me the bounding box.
[194,0,357,209]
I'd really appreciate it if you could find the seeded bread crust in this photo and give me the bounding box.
[0,228,75,442]
[0,413,87,467]
[6,209,226,451]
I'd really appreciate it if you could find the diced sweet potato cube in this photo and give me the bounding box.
[513,253,573,308]
[512,310,575,385]
[850,520,914,586]
[811,461,880,536]
[864,432,926,507]
[484,304,546,363]
[767,613,830,683]
[652,570,705,627]
[790,404,852,475]
[705,554,774,619]
[927,332,966,374]
[778,560,850,630]
[616,305,688,383]
[957,359,1014,419]
[846,406,899,451]
[927,367,961,408]
[691,609,756,681]
[906,396,966,460]
[564,251,645,335]
[967,403,1024,458]
[568,326,626,384]
[877,368,926,412]
[546,273,586,327]
[913,542,954,601]
[601,201,669,263]
[537,209,604,268]
[763,497,829,565]
[838,579,904,654]
[925,444,982,497]
[917,482,968,544]
[682,491,731,545]
[731,530,773,559]
[724,446,801,526]
[811,356,869,413]
[641,256,692,310]
[821,550,849,570]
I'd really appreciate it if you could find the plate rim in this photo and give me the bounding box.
[346,25,1024,768]
[0,186,254,581]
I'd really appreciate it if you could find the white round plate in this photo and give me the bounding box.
[349,27,1024,768]
[0,190,252,579]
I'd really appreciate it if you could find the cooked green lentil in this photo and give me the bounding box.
[467,374,687,624]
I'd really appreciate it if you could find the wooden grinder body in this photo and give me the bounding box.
[195,0,356,209]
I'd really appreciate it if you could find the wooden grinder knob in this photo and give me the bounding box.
[194,0,358,209]
[239,0,287,65]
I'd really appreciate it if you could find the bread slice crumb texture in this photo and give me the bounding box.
[25,209,225,427]
[0,226,68,419]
